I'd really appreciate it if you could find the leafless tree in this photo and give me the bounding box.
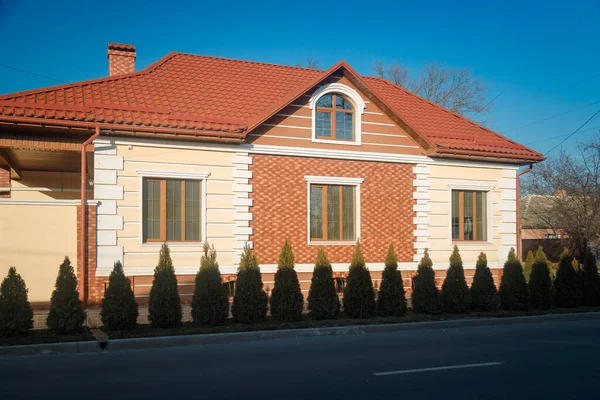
[372,60,490,116]
[297,57,321,70]
[524,133,600,258]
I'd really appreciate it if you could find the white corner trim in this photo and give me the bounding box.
[305,176,362,245]
[304,176,364,185]
[136,169,211,180]
[308,83,366,146]
[136,169,209,246]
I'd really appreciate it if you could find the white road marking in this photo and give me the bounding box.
[373,362,505,376]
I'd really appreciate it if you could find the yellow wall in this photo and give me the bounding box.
[10,171,82,200]
[0,203,77,304]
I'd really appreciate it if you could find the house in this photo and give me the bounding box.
[520,194,567,261]
[0,43,545,307]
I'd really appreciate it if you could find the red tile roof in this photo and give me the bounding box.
[0,52,544,162]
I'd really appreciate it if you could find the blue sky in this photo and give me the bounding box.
[0,0,599,155]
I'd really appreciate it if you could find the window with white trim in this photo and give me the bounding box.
[451,190,487,241]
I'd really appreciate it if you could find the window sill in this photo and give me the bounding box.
[312,138,361,146]
[451,241,493,246]
[141,241,205,247]
[309,241,356,246]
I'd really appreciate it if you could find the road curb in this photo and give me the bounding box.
[3,311,600,357]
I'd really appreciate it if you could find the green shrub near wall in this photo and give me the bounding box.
[523,250,535,283]
[499,248,529,311]
[270,240,304,322]
[148,243,182,329]
[191,243,229,326]
[441,246,471,314]
[46,257,86,334]
[231,245,268,324]
[0,267,33,336]
[554,250,578,308]
[377,244,407,317]
[101,261,138,330]
[528,247,553,309]
[470,252,499,312]
[308,249,340,320]
[343,242,376,319]
[581,249,600,306]
[411,249,441,314]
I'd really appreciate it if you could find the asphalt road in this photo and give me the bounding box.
[1,317,600,399]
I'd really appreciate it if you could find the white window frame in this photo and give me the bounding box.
[305,175,363,245]
[309,83,366,146]
[448,184,494,245]
[137,169,210,246]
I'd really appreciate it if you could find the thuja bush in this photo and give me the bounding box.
[191,243,229,326]
[307,249,340,320]
[377,244,407,317]
[441,246,471,313]
[523,250,535,283]
[411,249,441,314]
[270,240,304,322]
[528,247,553,309]
[148,243,182,329]
[554,250,578,308]
[47,257,86,334]
[101,261,138,330]
[470,252,499,312]
[0,267,33,336]
[343,242,376,318]
[581,249,600,306]
[498,248,529,311]
[231,245,268,324]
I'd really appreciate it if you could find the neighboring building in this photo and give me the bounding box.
[520,194,567,261]
[0,44,544,307]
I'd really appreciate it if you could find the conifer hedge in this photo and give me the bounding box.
[581,249,600,306]
[343,242,376,318]
[528,247,553,309]
[148,243,182,329]
[441,246,471,313]
[411,249,441,314]
[498,248,529,311]
[47,257,86,334]
[470,252,499,312]
[101,261,138,330]
[270,240,304,322]
[523,250,535,283]
[554,250,578,308]
[307,249,340,320]
[191,243,230,326]
[377,244,407,317]
[231,245,268,323]
[0,267,33,336]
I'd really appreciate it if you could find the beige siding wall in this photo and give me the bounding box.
[10,171,83,200]
[0,202,77,304]
[94,138,245,277]
[420,163,518,267]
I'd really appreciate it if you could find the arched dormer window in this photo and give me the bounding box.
[309,83,366,145]
[315,94,354,141]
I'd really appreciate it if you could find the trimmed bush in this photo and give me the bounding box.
[101,261,138,330]
[441,246,471,313]
[377,244,407,317]
[523,250,534,283]
[0,267,33,336]
[499,248,529,311]
[270,240,304,322]
[528,248,552,309]
[581,249,600,306]
[554,250,578,308]
[308,249,340,320]
[191,243,230,326]
[231,245,268,323]
[148,243,182,329]
[470,252,499,312]
[47,257,86,334]
[411,249,441,314]
[343,242,376,318]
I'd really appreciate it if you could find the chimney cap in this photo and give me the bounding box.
[108,43,136,52]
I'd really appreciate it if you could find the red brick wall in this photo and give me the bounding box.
[77,204,108,306]
[0,166,10,198]
[249,154,415,264]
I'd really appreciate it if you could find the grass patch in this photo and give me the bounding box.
[105,306,600,340]
[0,329,94,347]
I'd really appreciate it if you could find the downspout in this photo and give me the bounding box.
[80,126,101,307]
[516,165,533,261]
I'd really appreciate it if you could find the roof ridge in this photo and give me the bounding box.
[0,52,178,102]
[168,51,325,74]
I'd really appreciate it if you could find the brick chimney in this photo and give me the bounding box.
[107,43,136,76]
